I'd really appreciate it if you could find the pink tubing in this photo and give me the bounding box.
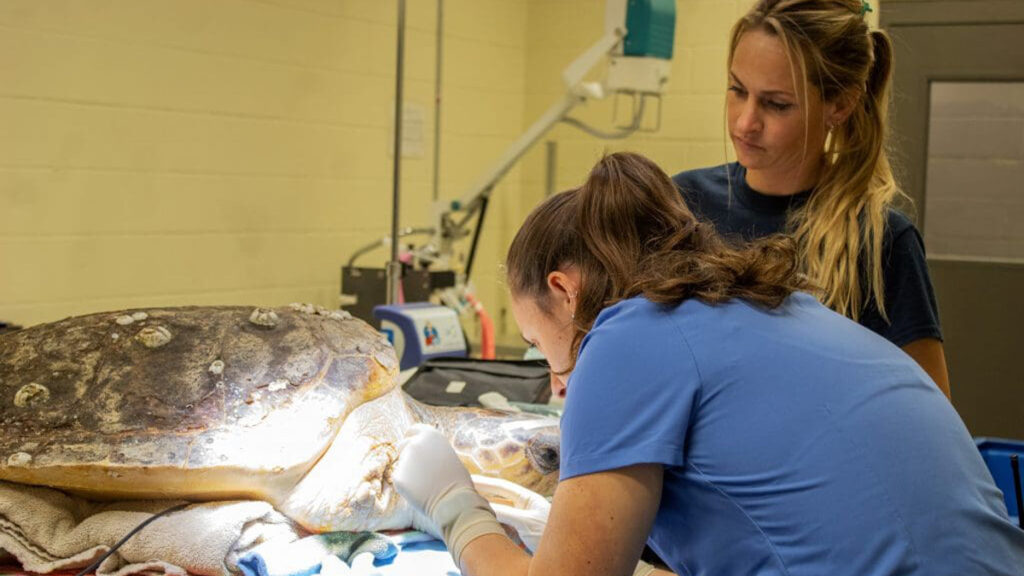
[466,293,495,359]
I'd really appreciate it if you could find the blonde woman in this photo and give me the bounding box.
[673,0,951,397]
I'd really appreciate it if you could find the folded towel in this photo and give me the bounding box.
[237,530,398,576]
[234,530,457,576]
[346,531,459,576]
[0,480,302,576]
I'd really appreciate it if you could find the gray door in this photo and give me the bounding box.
[884,1,1024,438]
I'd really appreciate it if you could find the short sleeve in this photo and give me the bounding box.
[861,221,943,347]
[559,301,701,481]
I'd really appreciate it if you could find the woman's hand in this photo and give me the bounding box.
[472,475,550,553]
[392,424,506,564]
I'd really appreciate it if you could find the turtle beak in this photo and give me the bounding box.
[525,430,560,476]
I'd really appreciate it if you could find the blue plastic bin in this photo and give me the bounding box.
[976,437,1024,523]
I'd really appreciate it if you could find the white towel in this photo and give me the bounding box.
[348,532,460,576]
[0,480,302,576]
[236,531,398,576]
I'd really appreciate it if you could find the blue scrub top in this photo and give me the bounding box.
[560,294,1023,575]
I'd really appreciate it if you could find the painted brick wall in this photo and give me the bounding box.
[0,0,528,327]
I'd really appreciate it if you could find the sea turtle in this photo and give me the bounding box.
[0,305,560,533]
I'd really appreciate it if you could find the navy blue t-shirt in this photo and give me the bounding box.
[672,163,942,347]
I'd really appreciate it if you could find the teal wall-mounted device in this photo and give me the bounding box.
[624,0,675,60]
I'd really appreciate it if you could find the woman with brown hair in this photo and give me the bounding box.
[673,0,951,397]
[392,152,1024,576]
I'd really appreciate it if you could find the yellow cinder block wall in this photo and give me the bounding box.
[0,0,879,344]
[0,0,528,329]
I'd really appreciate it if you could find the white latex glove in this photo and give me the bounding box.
[472,475,662,576]
[393,424,505,566]
[471,475,549,554]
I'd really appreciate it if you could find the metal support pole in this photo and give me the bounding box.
[432,0,444,202]
[387,0,407,306]
[545,140,558,197]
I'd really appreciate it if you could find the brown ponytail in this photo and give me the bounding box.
[506,152,811,367]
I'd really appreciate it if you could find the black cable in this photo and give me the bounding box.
[73,502,190,576]
[465,195,489,278]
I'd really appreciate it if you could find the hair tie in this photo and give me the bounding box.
[860,0,873,16]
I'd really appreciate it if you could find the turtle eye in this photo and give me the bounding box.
[526,432,560,475]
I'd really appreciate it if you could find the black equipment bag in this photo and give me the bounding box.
[402,357,552,407]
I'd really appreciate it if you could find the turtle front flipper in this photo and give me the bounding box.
[279,387,419,533]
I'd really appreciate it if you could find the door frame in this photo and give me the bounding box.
[882,0,1024,224]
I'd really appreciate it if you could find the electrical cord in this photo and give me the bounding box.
[73,502,190,576]
[346,227,435,268]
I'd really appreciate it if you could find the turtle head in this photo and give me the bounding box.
[446,411,561,497]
